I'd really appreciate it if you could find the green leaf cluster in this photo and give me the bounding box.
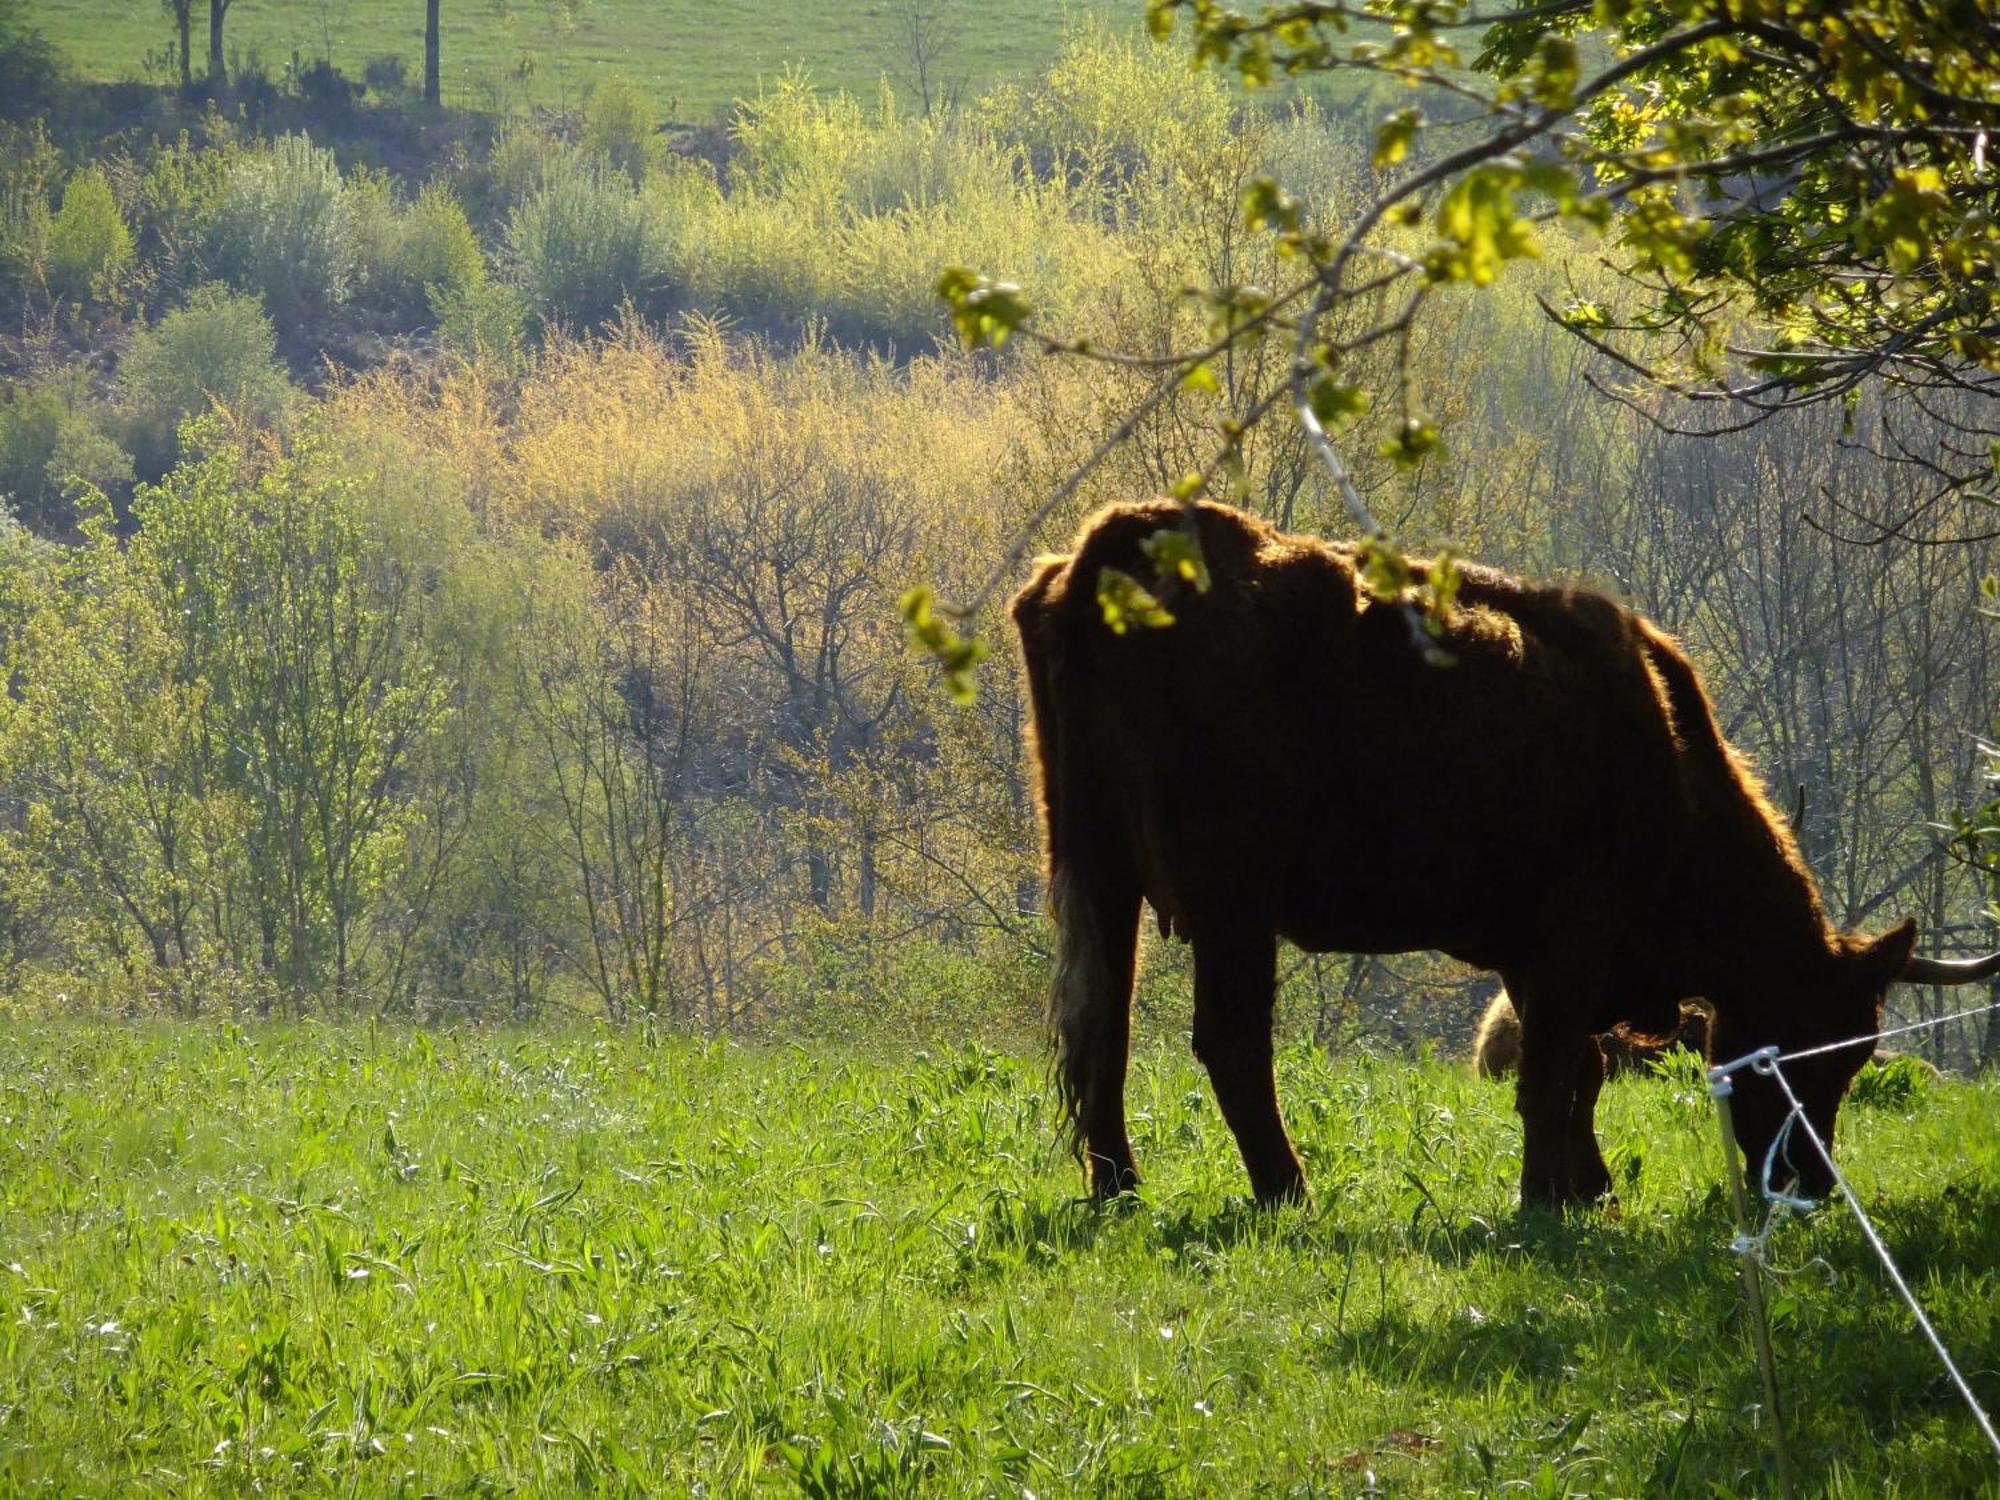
[900,585,987,704]
[935,265,1033,350]
[1095,566,1176,634]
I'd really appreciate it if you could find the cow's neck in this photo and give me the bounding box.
[1678,785,1839,1004]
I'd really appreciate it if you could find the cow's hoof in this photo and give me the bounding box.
[1253,1175,1310,1210]
[1087,1162,1141,1202]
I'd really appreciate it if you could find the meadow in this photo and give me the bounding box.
[3,1021,1998,1496]
[24,0,1124,120]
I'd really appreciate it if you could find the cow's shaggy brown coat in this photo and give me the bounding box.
[1013,500,1997,1208]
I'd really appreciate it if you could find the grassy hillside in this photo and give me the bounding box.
[3,1023,1997,1495]
[24,0,1126,121]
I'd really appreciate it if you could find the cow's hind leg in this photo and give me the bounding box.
[1049,867,1143,1199]
[1192,929,1306,1206]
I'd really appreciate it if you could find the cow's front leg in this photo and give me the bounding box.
[1191,928,1306,1206]
[1565,1036,1613,1203]
[1507,977,1594,1208]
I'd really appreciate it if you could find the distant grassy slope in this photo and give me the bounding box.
[4,1021,1998,1495]
[26,0,1127,121]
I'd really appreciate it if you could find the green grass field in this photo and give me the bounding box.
[3,1022,1998,1496]
[25,0,1125,121]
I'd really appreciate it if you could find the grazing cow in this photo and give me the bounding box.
[1472,993,1711,1079]
[1012,500,2000,1208]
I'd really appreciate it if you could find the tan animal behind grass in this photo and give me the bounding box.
[1471,992,1710,1079]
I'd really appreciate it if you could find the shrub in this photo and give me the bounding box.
[504,159,668,329]
[116,283,293,477]
[295,59,360,119]
[362,54,410,101]
[483,127,576,214]
[0,0,63,123]
[393,183,484,321]
[338,168,402,315]
[0,186,49,308]
[431,277,526,370]
[0,375,69,517]
[0,123,61,308]
[43,417,134,520]
[0,370,128,531]
[582,73,660,186]
[133,131,237,298]
[204,133,348,326]
[46,167,133,307]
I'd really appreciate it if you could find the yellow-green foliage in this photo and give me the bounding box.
[671,67,1135,346]
[398,184,484,294]
[45,166,132,306]
[116,283,293,476]
[582,71,661,185]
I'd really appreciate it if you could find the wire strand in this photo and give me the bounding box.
[1755,1057,2000,1464]
[1775,996,2000,1064]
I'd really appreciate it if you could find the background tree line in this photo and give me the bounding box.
[0,15,1994,1063]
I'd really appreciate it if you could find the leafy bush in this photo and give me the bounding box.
[481,127,576,217]
[0,0,64,123]
[393,183,485,321]
[362,54,409,101]
[0,124,61,309]
[0,375,68,516]
[432,277,526,369]
[582,73,660,186]
[42,417,134,519]
[295,59,360,118]
[504,158,669,328]
[204,133,348,326]
[116,283,293,476]
[337,168,402,314]
[46,167,133,307]
[132,131,237,298]
[0,370,128,531]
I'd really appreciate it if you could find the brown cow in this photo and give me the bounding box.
[1472,993,1711,1079]
[1012,499,1999,1208]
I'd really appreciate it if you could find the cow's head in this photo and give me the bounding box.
[1715,920,2000,1199]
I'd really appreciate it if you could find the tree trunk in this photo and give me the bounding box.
[424,0,440,106]
[208,0,228,85]
[857,829,877,918]
[177,5,192,89]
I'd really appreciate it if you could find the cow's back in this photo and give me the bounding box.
[1014,502,1694,970]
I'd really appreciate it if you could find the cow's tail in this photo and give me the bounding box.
[1013,557,1140,1170]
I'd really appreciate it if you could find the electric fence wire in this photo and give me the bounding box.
[1708,1009,2000,1466]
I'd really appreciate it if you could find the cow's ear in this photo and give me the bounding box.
[1855,918,1918,988]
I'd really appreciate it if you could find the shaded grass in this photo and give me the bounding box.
[25,0,1125,122]
[1,1021,1997,1495]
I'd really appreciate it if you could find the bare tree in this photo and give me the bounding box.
[424,0,439,106]
[158,0,194,88]
[206,0,232,85]
[886,0,963,119]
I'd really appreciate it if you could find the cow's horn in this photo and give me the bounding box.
[1901,951,2000,986]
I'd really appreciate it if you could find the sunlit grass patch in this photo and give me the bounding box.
[0,1021,1996,1495]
